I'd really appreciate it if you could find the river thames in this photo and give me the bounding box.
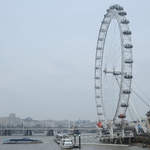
[0,135,148,150]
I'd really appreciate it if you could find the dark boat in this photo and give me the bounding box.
[3,138,42,144]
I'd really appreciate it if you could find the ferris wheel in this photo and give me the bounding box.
[95,4,133,127]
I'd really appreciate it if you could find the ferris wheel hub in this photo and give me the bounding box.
[103,69,121,76]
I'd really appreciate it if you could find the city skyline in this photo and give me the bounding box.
[0,113,96,129]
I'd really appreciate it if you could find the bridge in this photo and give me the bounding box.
[0,127,97,136]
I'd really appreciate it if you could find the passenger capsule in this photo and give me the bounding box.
[97,113,103,116]
[110,4,124,11]
[123,30,132,35]
[106,9,110,12]
[124,44,133,49]
[146,111,150,117]
[96,56,102,60]
[96,96,100,98]
[118,11,127,16]
[123,90,131,94]
[98,38,104,41]
[102,20,109,24]
[124,59,133,64]
[95,67,100,70]
[116,6,123,11]
[110,4,122,10]
[97,122,103,128]
[104,14,107,17]
[121,103,128,107]
[95,86,100,89]
[104,14,111,18]
[124,74,133,79]
[97,104,102,107]
[97,47,103,50]
[110,5,115,9]
[101,29,107,32]
[113,71,121,75]
[118,114,126,118]
[121,19,130,24]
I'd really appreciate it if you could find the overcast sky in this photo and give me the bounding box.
[0,0,149,120]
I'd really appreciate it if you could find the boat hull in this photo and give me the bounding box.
[3,138,42,144]
[61,145,74,149]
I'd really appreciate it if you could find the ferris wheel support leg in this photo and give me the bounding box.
[110,126,114,139]
[122,128,125,138]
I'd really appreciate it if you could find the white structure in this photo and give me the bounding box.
[94,4,133,140]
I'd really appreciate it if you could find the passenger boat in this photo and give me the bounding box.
[54,133,64,144]
[54,133,69,144]
[3,138,42,144]
[60,138,74,149]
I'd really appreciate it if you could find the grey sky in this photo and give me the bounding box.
[0,0,149,120]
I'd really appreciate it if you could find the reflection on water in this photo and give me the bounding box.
[0,135,148,150]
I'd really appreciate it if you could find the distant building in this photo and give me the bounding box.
[0,113,22,127]
[0,113,97,128]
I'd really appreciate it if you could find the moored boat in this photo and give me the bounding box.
[3,138,42,144]
[54,133,69,144]
[60,138,74,149]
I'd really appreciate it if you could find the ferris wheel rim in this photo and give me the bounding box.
[95,4,133,125]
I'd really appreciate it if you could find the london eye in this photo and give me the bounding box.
[94,4,133,129]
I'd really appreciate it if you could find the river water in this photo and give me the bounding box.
[0,135,148,150]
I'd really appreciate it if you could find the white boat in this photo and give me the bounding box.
[60,138,74,149]
[54,133,68,144]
